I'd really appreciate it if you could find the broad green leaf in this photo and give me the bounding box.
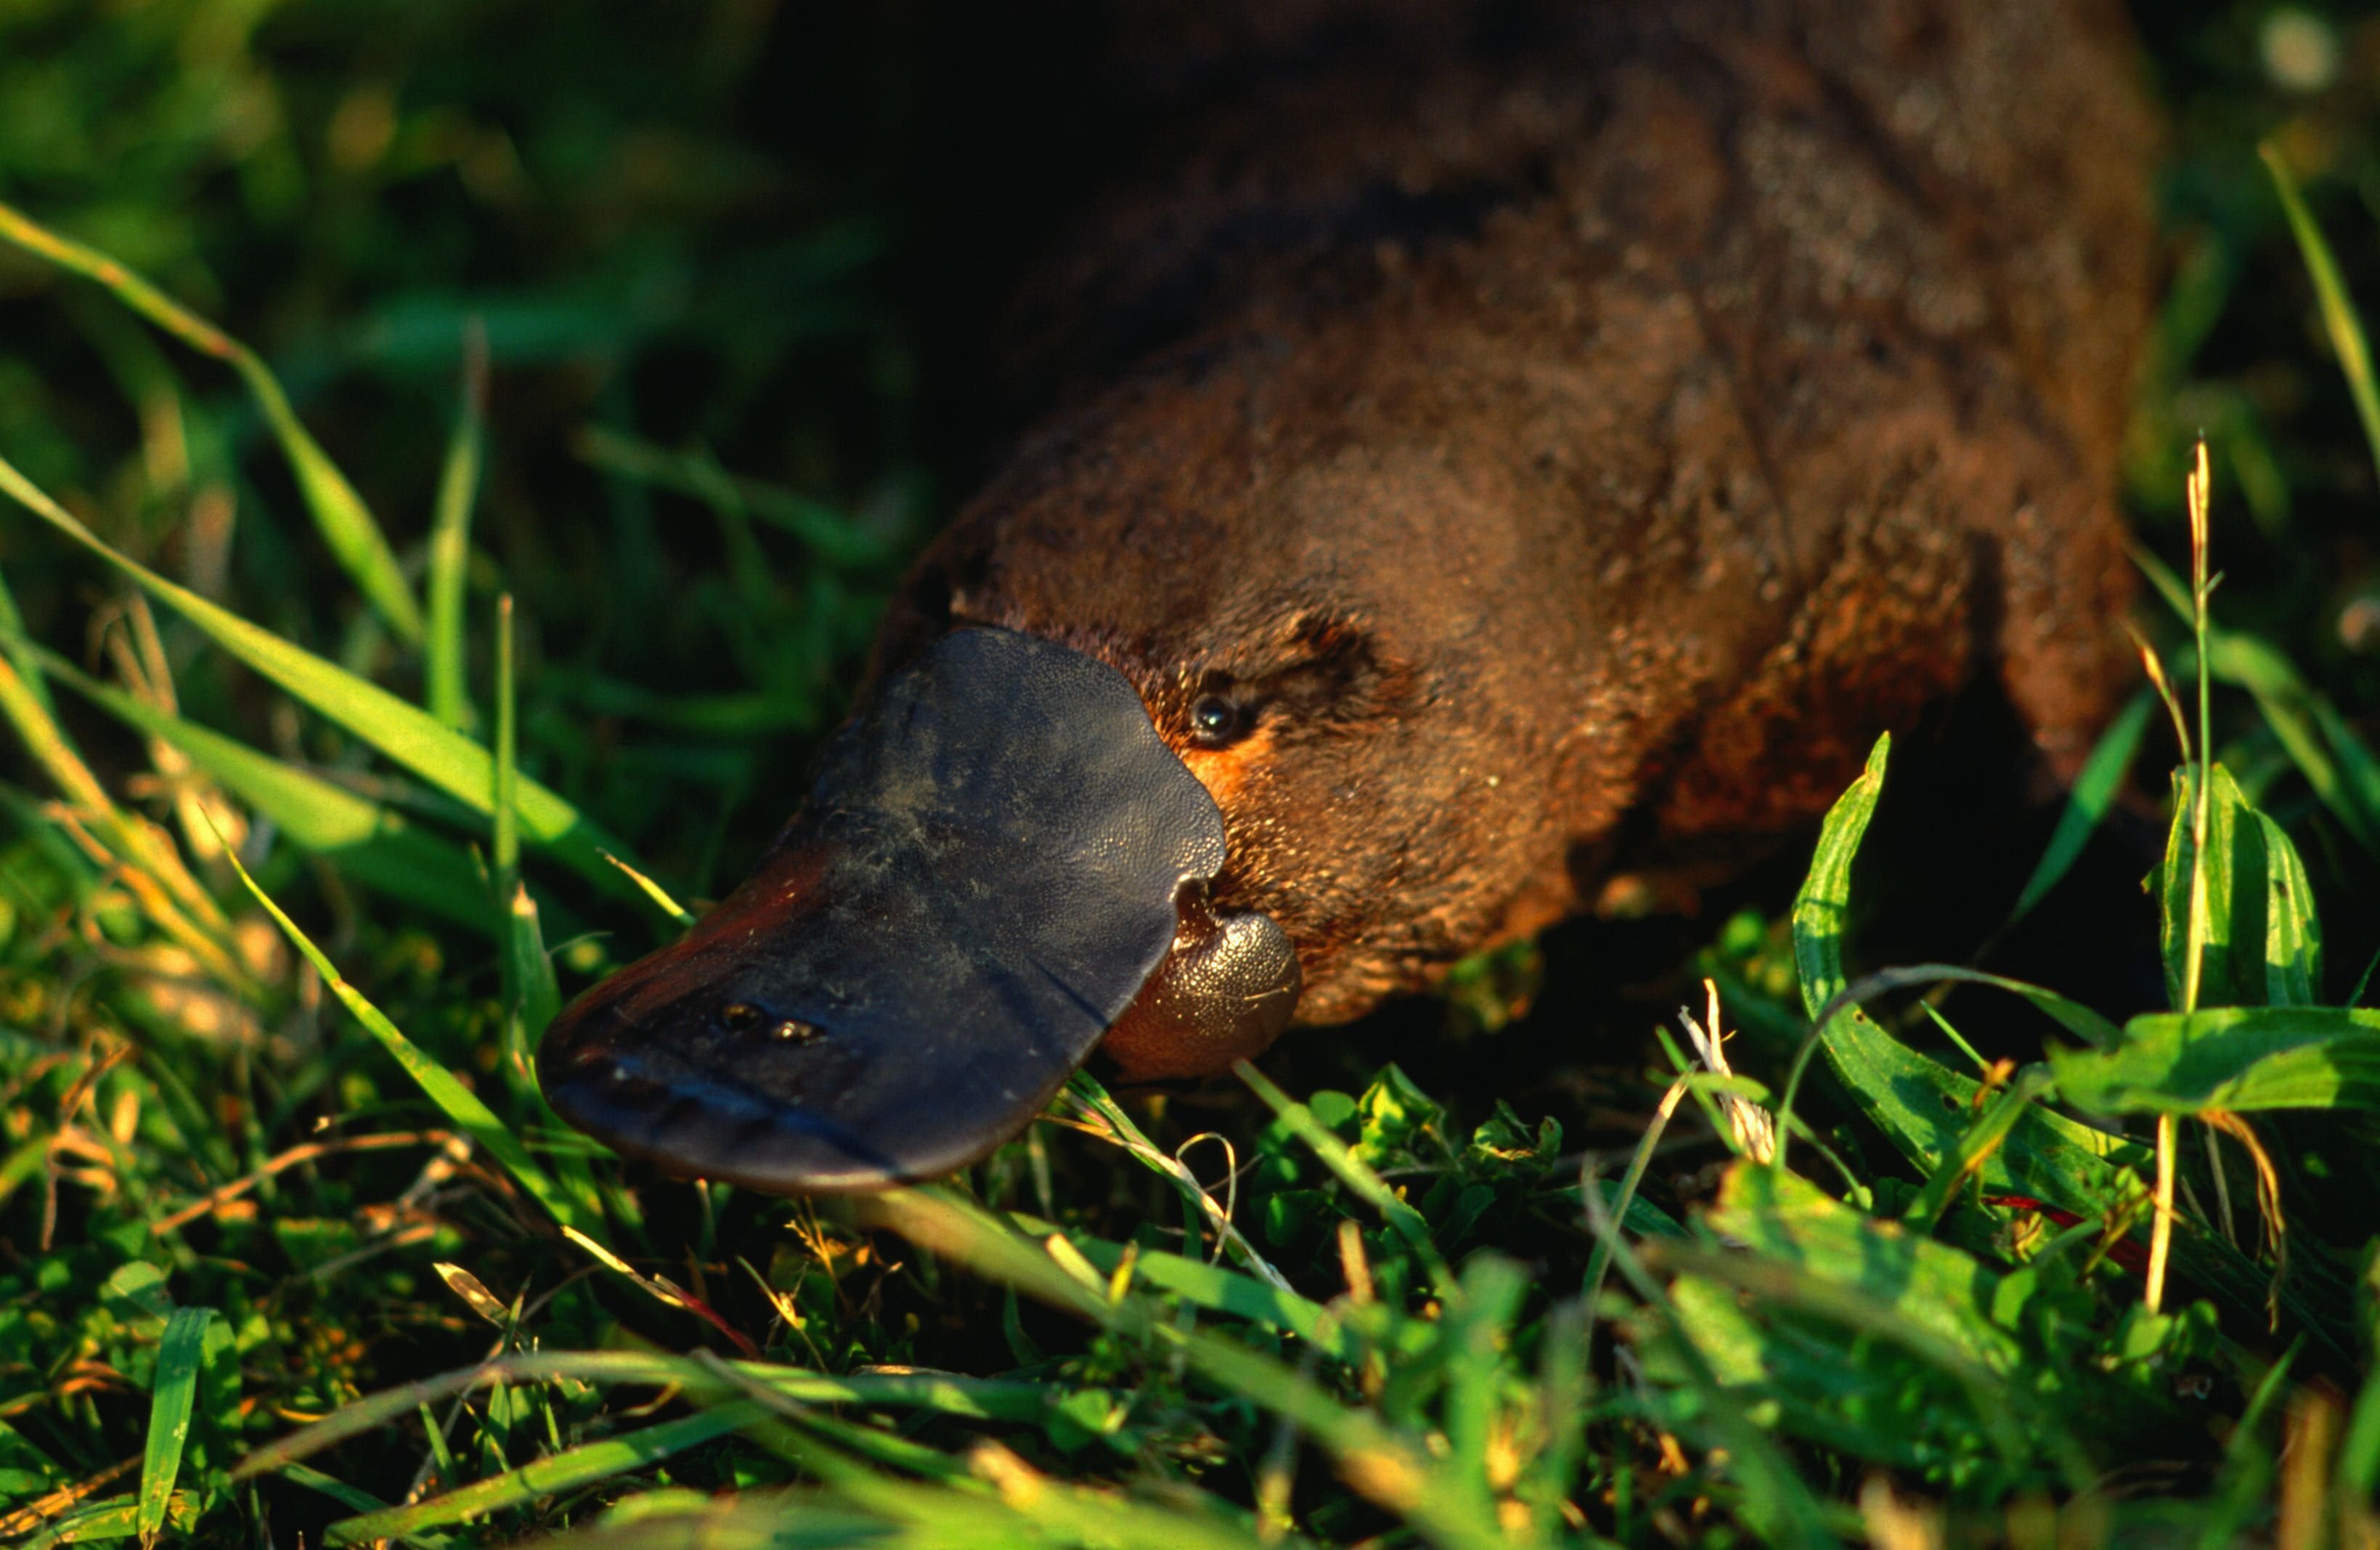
[0,1418,62,1503]
[0,197,423,642]
[1647,1270,1999,1480]
[1647,1167,2103,1495]
[2156,763,2323,1008]
[2254,809,2323,1006]
[1791,733,1891,1016]
[568,1492,1020,1550]
[2156,762,2237,1010]
[137,1307,212,1547]
[0,449,637,900]
[2011,688,2156,922]
[2050,1007,2380,1115]
[31,646,499,934]
[592,1469,1267,1550]
[1789,735,2147,1214]
[324,1402,765,1545]
[1703,1166,2027,1376]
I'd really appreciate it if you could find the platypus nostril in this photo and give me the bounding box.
[1098,889,1299,1082]
[719,1002,767,1031]
[770,1019,823,1044]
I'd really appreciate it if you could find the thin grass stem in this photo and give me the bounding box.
[426,324,486,729]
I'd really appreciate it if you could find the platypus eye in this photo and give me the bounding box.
[1189,693,1249,748]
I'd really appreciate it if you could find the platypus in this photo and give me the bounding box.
[539,0,2159,1191]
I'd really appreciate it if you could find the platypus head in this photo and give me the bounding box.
[537,627,1303,1192]
[543,323,1600,1193]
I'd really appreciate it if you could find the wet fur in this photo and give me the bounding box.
[876,0,2158,1035]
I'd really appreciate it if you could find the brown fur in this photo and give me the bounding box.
[876,0,2159,1034]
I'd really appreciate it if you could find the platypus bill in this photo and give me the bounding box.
[538,0,2157,1191]
[537,629,1297,1191]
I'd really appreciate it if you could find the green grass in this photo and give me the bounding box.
[2,4,2380,1546]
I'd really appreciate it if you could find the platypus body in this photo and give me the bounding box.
[540,0,2159,1191]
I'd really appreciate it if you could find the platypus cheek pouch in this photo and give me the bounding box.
[535,627,1300,1194]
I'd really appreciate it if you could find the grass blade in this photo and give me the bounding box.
[136,1307,212,1547]
[1055,1070,1290,1289]
[276,1463,409,1524]
[0,197,423,642]
[1035,1229,1367,1363]
[600,849,696,927]
[2137,545,2380,853]
[426,325,486,728]
[2262,142,2380,489]
[0,650,245,986]
[494,594,520,882]
[211,829,592,1234]
[322,1403,767,1546]
[28,643,500,934]
[1576,1172,1844,1546]
[2011,688,2154,921]
[235,1350,1096,1480]
[851,1187,1504,1546]
[0,562,56,717]
[2344,1358,2380,1504]
[0,448,638,898]
[1901,1066,2052,1233]
[2217,632,2380,854]
[490,594,574,1129]
[574,425,892,570]
[22,1495,144,1550]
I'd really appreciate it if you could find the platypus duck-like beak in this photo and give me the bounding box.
[535,627,1300,1194]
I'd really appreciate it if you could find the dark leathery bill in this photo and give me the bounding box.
[537,628,1298,1193]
